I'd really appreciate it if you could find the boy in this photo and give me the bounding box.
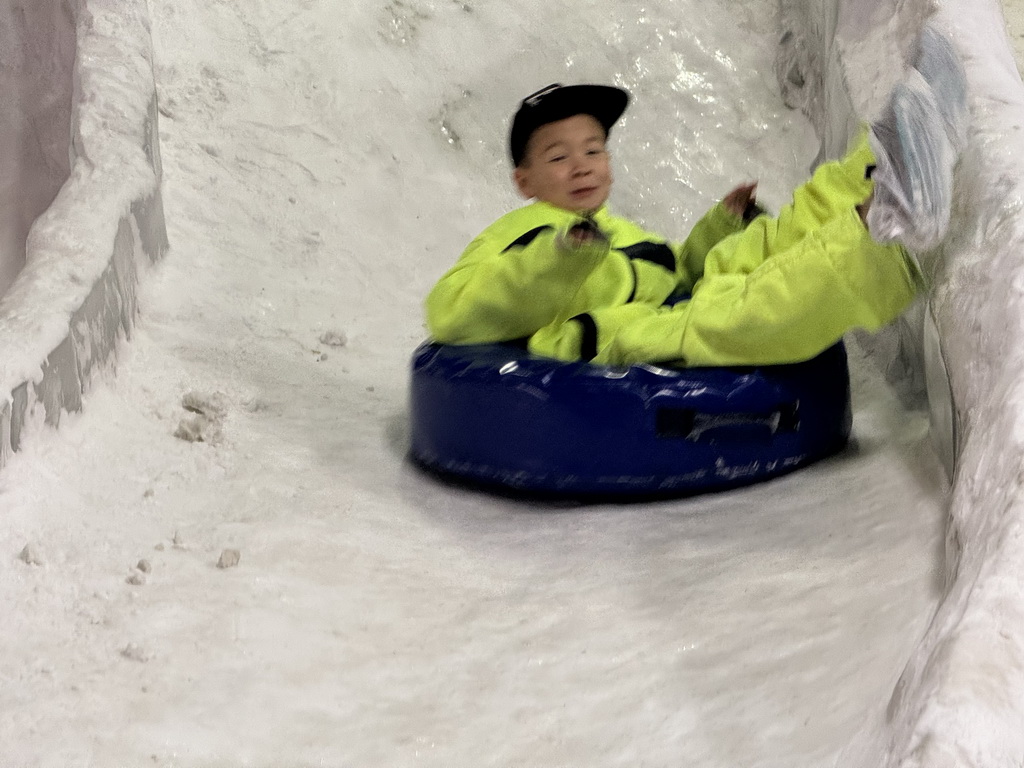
[425,28,966,368]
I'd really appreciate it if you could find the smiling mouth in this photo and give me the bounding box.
[572,187,597,197]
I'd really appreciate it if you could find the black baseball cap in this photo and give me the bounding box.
[509,83,630,167]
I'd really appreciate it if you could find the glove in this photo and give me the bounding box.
[557,216,609,253]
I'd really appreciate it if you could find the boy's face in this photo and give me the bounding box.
[513,114,612,213]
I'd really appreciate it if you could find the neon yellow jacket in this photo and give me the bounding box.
[426,200,744,345]
[426,134,921,366]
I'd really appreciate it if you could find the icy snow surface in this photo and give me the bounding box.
[0,0,976,765]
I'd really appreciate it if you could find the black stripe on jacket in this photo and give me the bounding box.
[502,225,554,252]
[619,241,675,271]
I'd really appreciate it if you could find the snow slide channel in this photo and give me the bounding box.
[1,0,1023,766]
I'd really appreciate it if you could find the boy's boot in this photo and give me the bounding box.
[866,22,968,252]
[914,23,968,153]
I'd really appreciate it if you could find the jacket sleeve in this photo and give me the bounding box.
[425,226,608,344]
[672,202,747,292]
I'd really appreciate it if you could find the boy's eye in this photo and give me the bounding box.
[547,154,567,163]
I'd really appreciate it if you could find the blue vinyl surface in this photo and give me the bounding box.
[409,342,852,497]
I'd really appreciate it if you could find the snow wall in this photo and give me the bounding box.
[0,0,167,467]
[0,0,74,298]
[779,0,1024,765]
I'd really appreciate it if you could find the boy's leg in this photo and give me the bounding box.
[680,210,920,366]
[707,130,876,278]
[754,128,876,254]
[528,208,920,368]
[914,23,968,152]
[743,22,966,267]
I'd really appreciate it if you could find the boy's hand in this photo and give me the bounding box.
[722,182,758,218]
[559,216,608,251]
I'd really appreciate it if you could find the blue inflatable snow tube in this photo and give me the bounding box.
[409,341,852,497]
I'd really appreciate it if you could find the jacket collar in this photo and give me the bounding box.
[530,200,610,225]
